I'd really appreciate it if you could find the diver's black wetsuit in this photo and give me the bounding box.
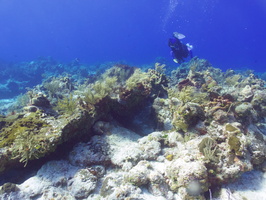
[168,37,191,63]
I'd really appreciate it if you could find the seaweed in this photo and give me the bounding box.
[126,69,149,90]
[154,62,166,74]
[83,76,117,105]
[228,135,241,155]
[7,93,30,113]
[0,112,49,148]
[104,64,134,83]
[225,74,242,86]
[43,77,61,98]
[168,86,209,105]
[56,94,77,114]
[11,131,46,166]
[199,137,218,162]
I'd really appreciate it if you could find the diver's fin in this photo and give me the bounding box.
[173,59,179,63]
[186,43,193,51]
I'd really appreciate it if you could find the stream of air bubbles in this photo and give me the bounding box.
[162,0,179,32]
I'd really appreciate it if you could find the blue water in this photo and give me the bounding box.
[0,0,265,71]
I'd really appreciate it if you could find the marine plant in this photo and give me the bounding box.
[228,135,241,156]
[11,130,46,166]
[104,64,135,83]
[171,102,205,132]
[43,77,61,98]
[225,74,242,86]
[0,112,49,148]
[154,62,166,74]
[168,86,209,105]
[126,69,149,90]
[198,137,218,162]
[56,93,77,114]
[7,93,30,113]
[83,76,117,105]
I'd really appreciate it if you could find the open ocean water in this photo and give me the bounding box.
[0,1,266,199]
[0,0,265,71]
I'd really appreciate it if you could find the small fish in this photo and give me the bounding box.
[173,32,185,39]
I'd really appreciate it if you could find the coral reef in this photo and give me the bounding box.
[0,57,265,200]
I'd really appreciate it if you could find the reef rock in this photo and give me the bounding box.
[1,58,266,200]
[0,108,98,173]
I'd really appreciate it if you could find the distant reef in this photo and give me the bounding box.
[0,57,265,200]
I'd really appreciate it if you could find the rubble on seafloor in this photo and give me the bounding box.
[0,57,265,200]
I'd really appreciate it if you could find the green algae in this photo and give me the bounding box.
[82,76,117,105]
[0,112,50,148]
[11,131,45,166]
[0,182,19,195]
[104,64,135,83]
[56,93,77,114]
[199,137,219,162]
[43,77,62,98]
[126,69,149,90]
[225,124,241,135]
[168,86,209,105]
[225,74,242,86]
[172,102,205,132]
[228,135,241,155]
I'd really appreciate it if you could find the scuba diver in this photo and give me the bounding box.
[168,32,193,63]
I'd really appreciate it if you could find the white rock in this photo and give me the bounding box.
[69,136,110,167]
[68,169,97,199]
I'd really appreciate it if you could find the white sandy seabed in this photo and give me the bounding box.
[223,170,266,200]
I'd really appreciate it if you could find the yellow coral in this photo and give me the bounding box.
[166,154,174,161]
